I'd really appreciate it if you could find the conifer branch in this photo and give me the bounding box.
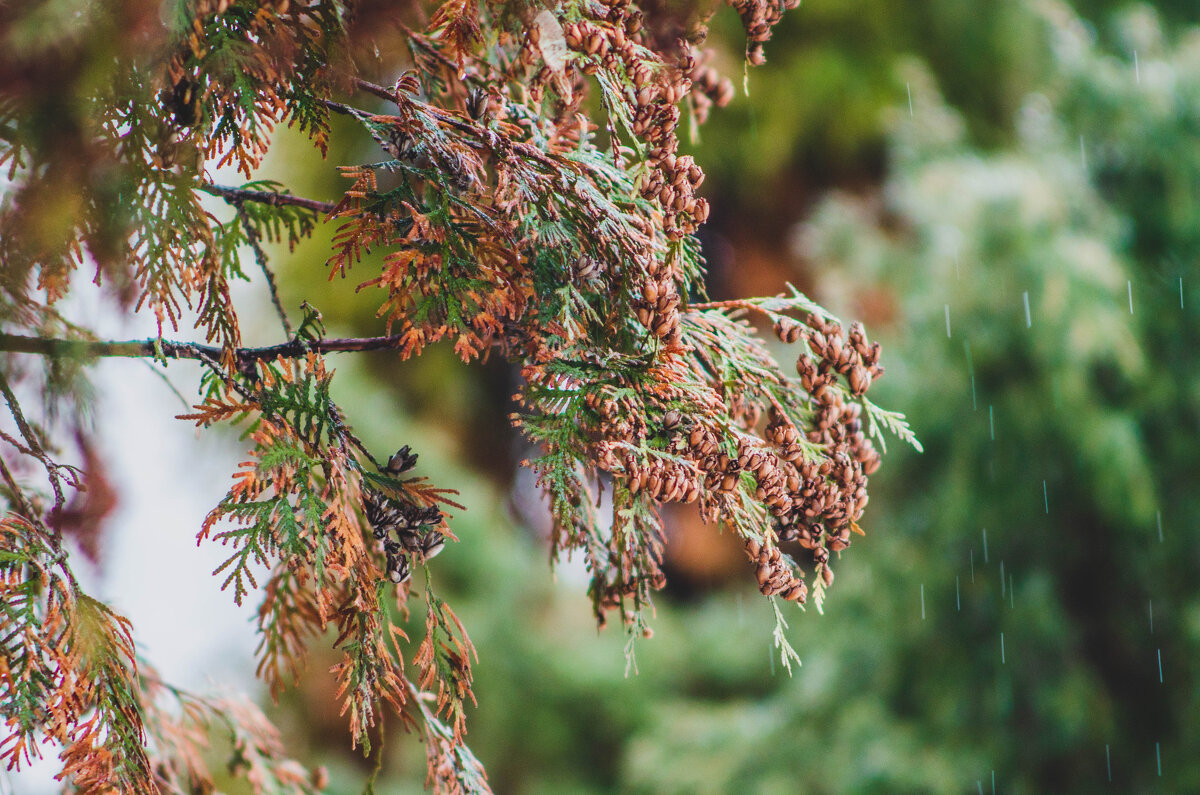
[321,98,369,119]
[0,332,424,362]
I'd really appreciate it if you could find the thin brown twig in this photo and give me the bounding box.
[0,428,36,457]
[321,98,369,119]
[236,208,294,337]
[137,360,191,409]
[0,369,70,512]
[0,454,39,527]
[198,183,336,215]
[353,77,402,105]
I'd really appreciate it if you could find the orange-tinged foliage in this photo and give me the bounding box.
[0,0,916,789]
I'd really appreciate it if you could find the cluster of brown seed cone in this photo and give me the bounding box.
[594,314,887,606]
[523,0,740,351]
[729,0,803,65]
[794,315,884,398]
[362,448,445,584]
[688,56,737,125]
[746,537,807,603]
[507,0,878,612]
[633,275,684,348]
[550,0,717,240]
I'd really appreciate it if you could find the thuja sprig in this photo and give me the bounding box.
[0,516,81,774]
[415,588,478,744]
[185,354,465,755]
[0,516,149,791]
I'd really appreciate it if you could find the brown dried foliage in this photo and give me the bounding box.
[0,0,914,790]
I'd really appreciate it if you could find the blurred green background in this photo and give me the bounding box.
[222,0,1200,791]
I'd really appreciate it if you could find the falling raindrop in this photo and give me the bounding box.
[1106,745,1112,782]
[1181,276,1185,308]
[989,405,995,440]
[1128,280,1134,314]
[921,583,926,620]
[1156,742,1162,777]
[956,576,961,611]
[1000,561,1006,596]
[964,340,977,410]
[1081,135,1087,170]
[945,304,952,338]
[1000,632,1006,664]
[1135,50,1141,83]
[991,771,996,794]
[1158,649,1163,683]
[1157,510,1163,543]
[1023,290,1032,327]
[977,782,983,795]
[1044,480,1049,514]
[982,529,989,563]
[907,82,913,117]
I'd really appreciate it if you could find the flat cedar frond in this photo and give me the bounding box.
[191,356,429,753]
[236,181,321,251]
[401,478,467,516]
[201,419,321,605]
[174,0,347,176]
[131,174,216,335]
[1,515,160,792]
[0,516,74,773]
[330,581,412,750]
[415,590,478,743]
[256,565,322,700]
[57,595,154,794]
[0,513,325,795]
[0,0,917,788]
[178,391,258,428]
[195,250,243,368]
[429,0,481,67]
[320,449,371,579]
[198,692,325,793]
[417,708,491,795]
[329,213,386,280]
